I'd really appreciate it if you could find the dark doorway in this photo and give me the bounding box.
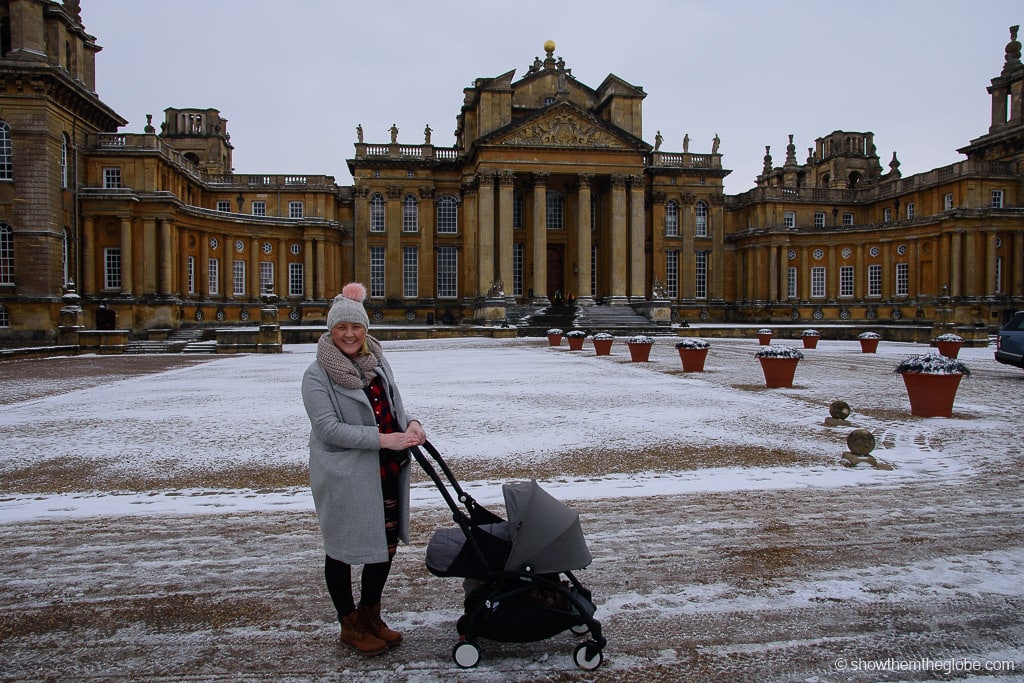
[95,307,116,330]
[546,245,564,301]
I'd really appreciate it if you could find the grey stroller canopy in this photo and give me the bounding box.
[503,480,592,574]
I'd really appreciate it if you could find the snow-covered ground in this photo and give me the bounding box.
[2,335,1022,682]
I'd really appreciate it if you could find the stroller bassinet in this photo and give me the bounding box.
[411,441,606,671]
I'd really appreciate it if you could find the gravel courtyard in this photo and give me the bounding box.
[1,336,1022,682]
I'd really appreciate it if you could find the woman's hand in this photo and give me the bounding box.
[380,424,425,451]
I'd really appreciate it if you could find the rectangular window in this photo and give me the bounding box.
[0,227,13,285]
[252,201,267,217]
[403,247,418,298]
[814,212,825,228]
[232,260,246,296]
[665,250,679,298]
[839,265,854,297]
[437,197,458,234]
[437,247,458,298]
[289,262,303,297]
[512,243,523,297]
[186,256,195,294]
[104,248,122,289]
[992,189,1004,208]
[810,266,826,298]
[208,258,219,295]
[867,264,882,297]
[842,213,854,226]
[783,211,795,228]
[787,267,797,298]
[0,305,8,327]
[289,201,303,219]
[403,197,419,233]
[895,263,909,296]
[883,208,892,223]
[103,167,122,189]
[906,202,915,220]
[694,251,708,299]
[216,201,231,213]
[370,246,385,298]
[944,193,954,211]
[259,261,274,295]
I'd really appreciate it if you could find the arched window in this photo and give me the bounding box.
[369,193,385,232]
[402,194,419,232]
[695,201,708,237]
[437,195,458,233]
[0,222,13,284]
[61,133,69,189]
[665,200,679,236]
[546,190,563,230]
[0,122,11,181]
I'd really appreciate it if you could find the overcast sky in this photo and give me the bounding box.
[80,1,1020,195]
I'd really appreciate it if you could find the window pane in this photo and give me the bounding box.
[233,260,246,296]
[403,246,418,297]
[437,247,458,298]
[370,194,385,232]
[437,195,458,233]
[105,248,122,289]
[546,191,563,230]
[403,195,419,232]
[208,258,219,294]
[289,262,303,296]
[811,267,826,298]
[370,246,385,297]
[0,223,13,284]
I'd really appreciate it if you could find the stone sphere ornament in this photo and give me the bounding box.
[829,400,851,420]
[846,428,876,456]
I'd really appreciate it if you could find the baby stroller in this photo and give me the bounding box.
[410,440,606,670]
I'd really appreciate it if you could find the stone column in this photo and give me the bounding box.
[681,199,695,300]
[385,186,402,299]
[498,171,515,302]
[986,231,999,295]
[963,231,977,297]
[768,244,780,301]
[198,231,209,298]
[881,242,893,298]
[304,236,314,301]
[315,238,326,300]
[82,217,95,296]
[608,174,628,304]
[531,172,549,304]
[854,245,865,299]
[799,246,809,300]
[119,217,133,296]
[1013,230,1024,296]
[628,176,646,301]
[827,244,837,300]
[179,230,190,297]
[143,219,157,295]
[276,238,287,299]
[949,231,963,298]
[352,186,370,286]
[575,173,594,305]
[477,171,496,296]
[249,237,261,299]
[158,219,172,296]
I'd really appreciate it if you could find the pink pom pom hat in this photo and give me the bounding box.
[327,282,370,330]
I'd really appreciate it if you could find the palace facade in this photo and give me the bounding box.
[0,0,1021,346]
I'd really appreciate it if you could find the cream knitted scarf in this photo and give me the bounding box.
[316,332,383,389]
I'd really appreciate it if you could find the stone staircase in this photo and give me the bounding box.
[125,328,214,354]
[510,302,667,337]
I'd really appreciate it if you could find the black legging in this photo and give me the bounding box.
[325,554,393,619]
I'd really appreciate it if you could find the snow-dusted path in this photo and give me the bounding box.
[2,337,1022,682]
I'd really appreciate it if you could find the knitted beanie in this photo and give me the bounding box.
[327,282,370,330]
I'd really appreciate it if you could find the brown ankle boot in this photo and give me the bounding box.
[359,603,402,648]
[340,610,387,656]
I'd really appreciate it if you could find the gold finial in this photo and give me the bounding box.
[544,40,556,56]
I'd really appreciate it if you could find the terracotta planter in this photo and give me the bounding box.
[758,357,799,388]
[802,336,819,349]
[900,372,964,417]
[593,338,614,356]
[627,342,653,362]
[678,347,709,372]
[567,335,585,351]
[859,338,879,353]
[757,333,772,346]
[547,333,562,347]
[936,340,963,359]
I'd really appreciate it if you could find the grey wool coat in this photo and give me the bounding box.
[301,351,414,564]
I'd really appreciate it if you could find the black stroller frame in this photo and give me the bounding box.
[411,440,607,671]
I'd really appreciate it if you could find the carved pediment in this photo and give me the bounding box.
[494,109,629,149]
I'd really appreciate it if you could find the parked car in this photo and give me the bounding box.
[994,311,1024,370]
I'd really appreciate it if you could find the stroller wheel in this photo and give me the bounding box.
[573,641,604,671]
[453,641,481,668]
[570,623,590,636]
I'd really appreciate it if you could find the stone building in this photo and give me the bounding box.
[0,1,1020,347]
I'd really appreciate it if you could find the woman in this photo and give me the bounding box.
[301,282,426,656]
